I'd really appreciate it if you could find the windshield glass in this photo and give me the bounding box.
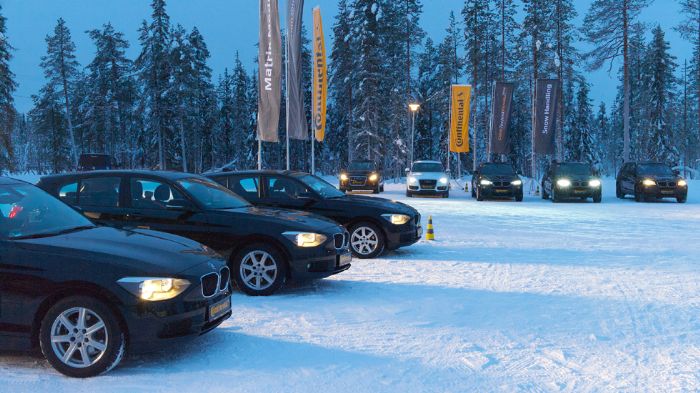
[178,178,251,209]
[555,163,592,176]
[412,162,444,172]
[0,183,95,240]
[297,174,345,199]
[480,164,515,175]
[348,162,375,171]
[637,163,674,176]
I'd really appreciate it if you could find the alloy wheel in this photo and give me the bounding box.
[240,250,278,291]
[351,226,379,256]
[50,307,108,369]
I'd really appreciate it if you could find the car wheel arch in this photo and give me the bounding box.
[227,235,293,279]
[346,216,388,239]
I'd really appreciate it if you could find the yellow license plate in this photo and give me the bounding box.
[209,296,231,321]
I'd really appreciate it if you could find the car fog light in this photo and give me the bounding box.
[589,179,601,187]
[556,179,571,188]
[642,178,656,187]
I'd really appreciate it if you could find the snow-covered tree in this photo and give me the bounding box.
[0,5,16,173]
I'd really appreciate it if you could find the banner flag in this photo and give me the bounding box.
[257,0,282,142]
[312,7,327,143]
[489,82,514,154]
[534,79,561,154]
[449,85,471,153]
[287,0,307,140]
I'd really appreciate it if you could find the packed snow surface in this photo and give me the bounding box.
[2,177,700,392]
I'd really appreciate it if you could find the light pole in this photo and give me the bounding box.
[409,103,420,167]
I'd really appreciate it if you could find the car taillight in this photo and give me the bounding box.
[9,205,23,219]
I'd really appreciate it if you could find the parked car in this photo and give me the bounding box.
[206,170,422,259]
[405,160,450,198]
[0,176,231,377]
[338,160,384,194]
[78,153,114,171]
[542,162,602,203]
[471,162,523,201]
[37,171,351,296]
[616,161,688,203]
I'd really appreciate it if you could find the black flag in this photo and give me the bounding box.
[286,0,307,140]
[257,0,282,142]
[489,82,514,154]
[534,79,561,154]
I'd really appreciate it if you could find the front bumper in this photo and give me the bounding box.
[287,233,352,280]
[384,215,422,250]
[479,185,522,198]
[407,182,449,195]
[639,185,687,199]
[555,186,600,198]
[340,178,380,191]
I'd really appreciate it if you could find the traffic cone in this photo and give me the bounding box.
[426,215,435,241]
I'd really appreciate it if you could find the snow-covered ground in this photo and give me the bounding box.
[2,177,700,392]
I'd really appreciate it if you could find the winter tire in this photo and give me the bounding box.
[40,296,125,378]
[593,192,602,203]
[232,243,288,296]
[349,222,385,259]
[616,182,624,199]
[476,187,484,201]
[515,192,523,202]
[677,196,687,203]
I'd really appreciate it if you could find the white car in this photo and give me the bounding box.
[405,160,450,198]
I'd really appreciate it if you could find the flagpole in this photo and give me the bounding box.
[258,139,262,170]
[285,18,290,170]
[311,132,315,174]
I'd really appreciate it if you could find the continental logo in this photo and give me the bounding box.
[454,92,466,147]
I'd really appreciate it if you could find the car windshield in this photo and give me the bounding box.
[297,174,345,199]
[178,178,251,209]
[0,183,95,240]
[348,162,375,171]
[555,163,592,175]
[480,164,515,175]
[412,162,444,172]
[637,163,674,176]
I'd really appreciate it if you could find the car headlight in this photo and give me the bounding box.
[408,176,418,185]
[511,179,522,186]
[556,178,571,188]
[439,177,448,185]
[381,214,411,225]
[589,179,601,187]
[117,277,191,301]
[642,178,656,187]
[369,173,379,182]
[678,179,687,187]
[480,179,492,186]
[282,231,327,247]
[340,173,348,181]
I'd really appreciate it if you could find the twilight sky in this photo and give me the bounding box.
[0,0,693,113]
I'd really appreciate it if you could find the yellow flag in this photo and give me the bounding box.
[312,7,328,142]
[449,85,471,153]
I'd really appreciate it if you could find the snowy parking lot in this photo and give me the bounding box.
[2,178,700,392]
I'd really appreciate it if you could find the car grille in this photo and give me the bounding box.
[572,181,587,187]
[494,181,511,187]
[219,267,230,291]
[350,176,366,186]
[334,231,349,249]
[419,180,437,189]
[658,181,676,188]
[201,273,218,297]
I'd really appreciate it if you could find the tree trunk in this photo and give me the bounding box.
[59,41,78,168]
[622,0,631,162]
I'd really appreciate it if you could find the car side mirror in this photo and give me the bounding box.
[404,168,410,174]
[166,199,195,211]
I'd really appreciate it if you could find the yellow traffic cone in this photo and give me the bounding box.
[426,215,435,241]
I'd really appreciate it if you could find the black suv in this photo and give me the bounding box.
[471,163,523,201]
[37,171,351,296]
[0,177,231,377]
[206,170,422,259]
[339,160,384,193]
[616,162,688,203]
[542,162,602,203]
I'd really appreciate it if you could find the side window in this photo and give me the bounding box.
[229,176,260,200]
[78,177,121,207]
[130,178,185,210]
[267,177,308,201]
[58,182,78,205]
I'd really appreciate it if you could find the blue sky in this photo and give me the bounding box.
[0,0,693,113]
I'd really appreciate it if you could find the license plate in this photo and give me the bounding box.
[495,189,509,194]
[208,296,231,321]
[339,253,352,267]
[417,226,423,238]
[574,189,586,194]
[661,190,674,195]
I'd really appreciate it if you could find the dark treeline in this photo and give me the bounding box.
[0,0,698,178]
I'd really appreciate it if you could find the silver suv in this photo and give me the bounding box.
[405,160,450,198]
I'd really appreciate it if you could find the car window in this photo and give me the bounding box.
[130,178,185,210]
[268,177,308,201]
[178,178,250,209]
[480,164,515,175]
[78,177,121,207]
[58,181,78,204]
[228,176,260,200]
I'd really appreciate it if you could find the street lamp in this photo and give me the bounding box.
[409,103,420,166]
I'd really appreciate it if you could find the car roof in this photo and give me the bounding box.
[0,176,27,185]
[39,170,202,183]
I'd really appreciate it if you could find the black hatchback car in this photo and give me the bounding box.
[338,160,384,194]
[206,170,422,259]
[542,162,602,203]
[471,163,524,201]
[0,177,231,377]
[616,162,688,203]
[38,171,351,296]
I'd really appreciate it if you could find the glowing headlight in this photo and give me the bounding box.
[589,179,601,187]
[556,179,571,188]
[480,179,493,186]
[439,177,448,184]
[117,277,191,301]
[511,179,522,186]
[283,231,327,247]
[369,173,379,182]
[340,173,348,181]
[642,178,656,187]
[678,179,687,187]
[381,214,411,225]
[408,176,418,185]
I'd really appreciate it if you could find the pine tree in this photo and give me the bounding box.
[569,80,599,167]
[0,5,17,173]
[677,0,700,166]
[40,18,80,167]
[328,0,354,168]
[187,27,216,173]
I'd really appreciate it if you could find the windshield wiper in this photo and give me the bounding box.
[10,225,96,240]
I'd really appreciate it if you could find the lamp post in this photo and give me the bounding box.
[409,103,420,167]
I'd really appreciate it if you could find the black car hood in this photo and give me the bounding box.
[213,206,341,232]
[330,195,417,215]
[14,226,219,276]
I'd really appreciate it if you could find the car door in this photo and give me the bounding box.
[225,175,263,204]
[73,176,128,228]
[123,176,213,246]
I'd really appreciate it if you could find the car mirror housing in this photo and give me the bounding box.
[404,168,410,173]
